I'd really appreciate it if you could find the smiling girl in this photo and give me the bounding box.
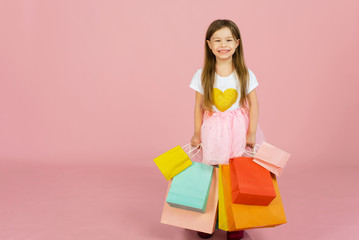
[189,19,265,240]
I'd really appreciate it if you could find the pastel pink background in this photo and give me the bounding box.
[1,0,358,240]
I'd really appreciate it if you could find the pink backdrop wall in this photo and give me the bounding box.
[1,1,359,239]
[1,0,359,166]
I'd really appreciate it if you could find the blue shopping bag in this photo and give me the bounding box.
[166,162,214,213]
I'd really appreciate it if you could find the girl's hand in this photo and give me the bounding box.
[246,132,256,149]
[191,133,201,148]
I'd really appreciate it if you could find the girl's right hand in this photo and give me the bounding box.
[190,133,201,148]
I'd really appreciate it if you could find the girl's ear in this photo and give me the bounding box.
[206,40,211,49]
[236,39,240,48]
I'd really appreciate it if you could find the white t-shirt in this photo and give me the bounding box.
[189,68,259,112]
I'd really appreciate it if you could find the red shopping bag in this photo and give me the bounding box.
[230,157,276,206]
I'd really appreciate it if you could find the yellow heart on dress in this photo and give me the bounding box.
[213,88,238,112]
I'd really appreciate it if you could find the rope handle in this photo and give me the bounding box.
[243,143,261,157]
[182,143,202,158]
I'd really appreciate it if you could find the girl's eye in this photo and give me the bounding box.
[214,40,232,42]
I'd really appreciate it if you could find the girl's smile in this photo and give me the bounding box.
[218,49,230,54]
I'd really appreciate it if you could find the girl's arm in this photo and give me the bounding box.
[191,91,204,147]
[246,89,259,148]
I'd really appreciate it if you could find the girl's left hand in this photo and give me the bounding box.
[246,132,256,149]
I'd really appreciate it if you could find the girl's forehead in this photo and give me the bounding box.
[211,28,234,39]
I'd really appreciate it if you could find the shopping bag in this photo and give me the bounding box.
[245,142,290,177]
[219,166,279,231]
[221,164,287,230]
[153,145,193,181]
[160,168,219,234]
[166,162,213,213]
[218,166,236,231]
[230,157,276,206]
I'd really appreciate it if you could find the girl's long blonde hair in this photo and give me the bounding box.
[202,19,250,112]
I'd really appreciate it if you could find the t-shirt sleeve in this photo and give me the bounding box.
[246,69,259,95]
[189,69,204,95]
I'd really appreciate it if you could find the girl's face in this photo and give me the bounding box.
[206,27,240,61]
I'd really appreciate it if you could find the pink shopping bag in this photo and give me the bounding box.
[245,142,290,177]
[160,168,219,234]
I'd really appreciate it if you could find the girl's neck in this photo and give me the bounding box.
[215,58,234,76]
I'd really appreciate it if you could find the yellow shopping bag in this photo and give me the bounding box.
[220,165,287,230]
[218,166,231,231]
[218,166,239,232]
[154,145,193,181]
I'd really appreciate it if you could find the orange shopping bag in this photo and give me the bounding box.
[221,165,287,230]
[230,157,276,206]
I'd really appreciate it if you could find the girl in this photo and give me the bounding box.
[189,19,265,240]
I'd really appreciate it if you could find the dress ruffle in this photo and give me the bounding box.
[201,107,265,165]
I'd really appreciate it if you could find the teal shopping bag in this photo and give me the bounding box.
[166,162,214,213]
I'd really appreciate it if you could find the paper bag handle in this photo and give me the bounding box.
[182,143,202,158]
[243,143,261,157]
